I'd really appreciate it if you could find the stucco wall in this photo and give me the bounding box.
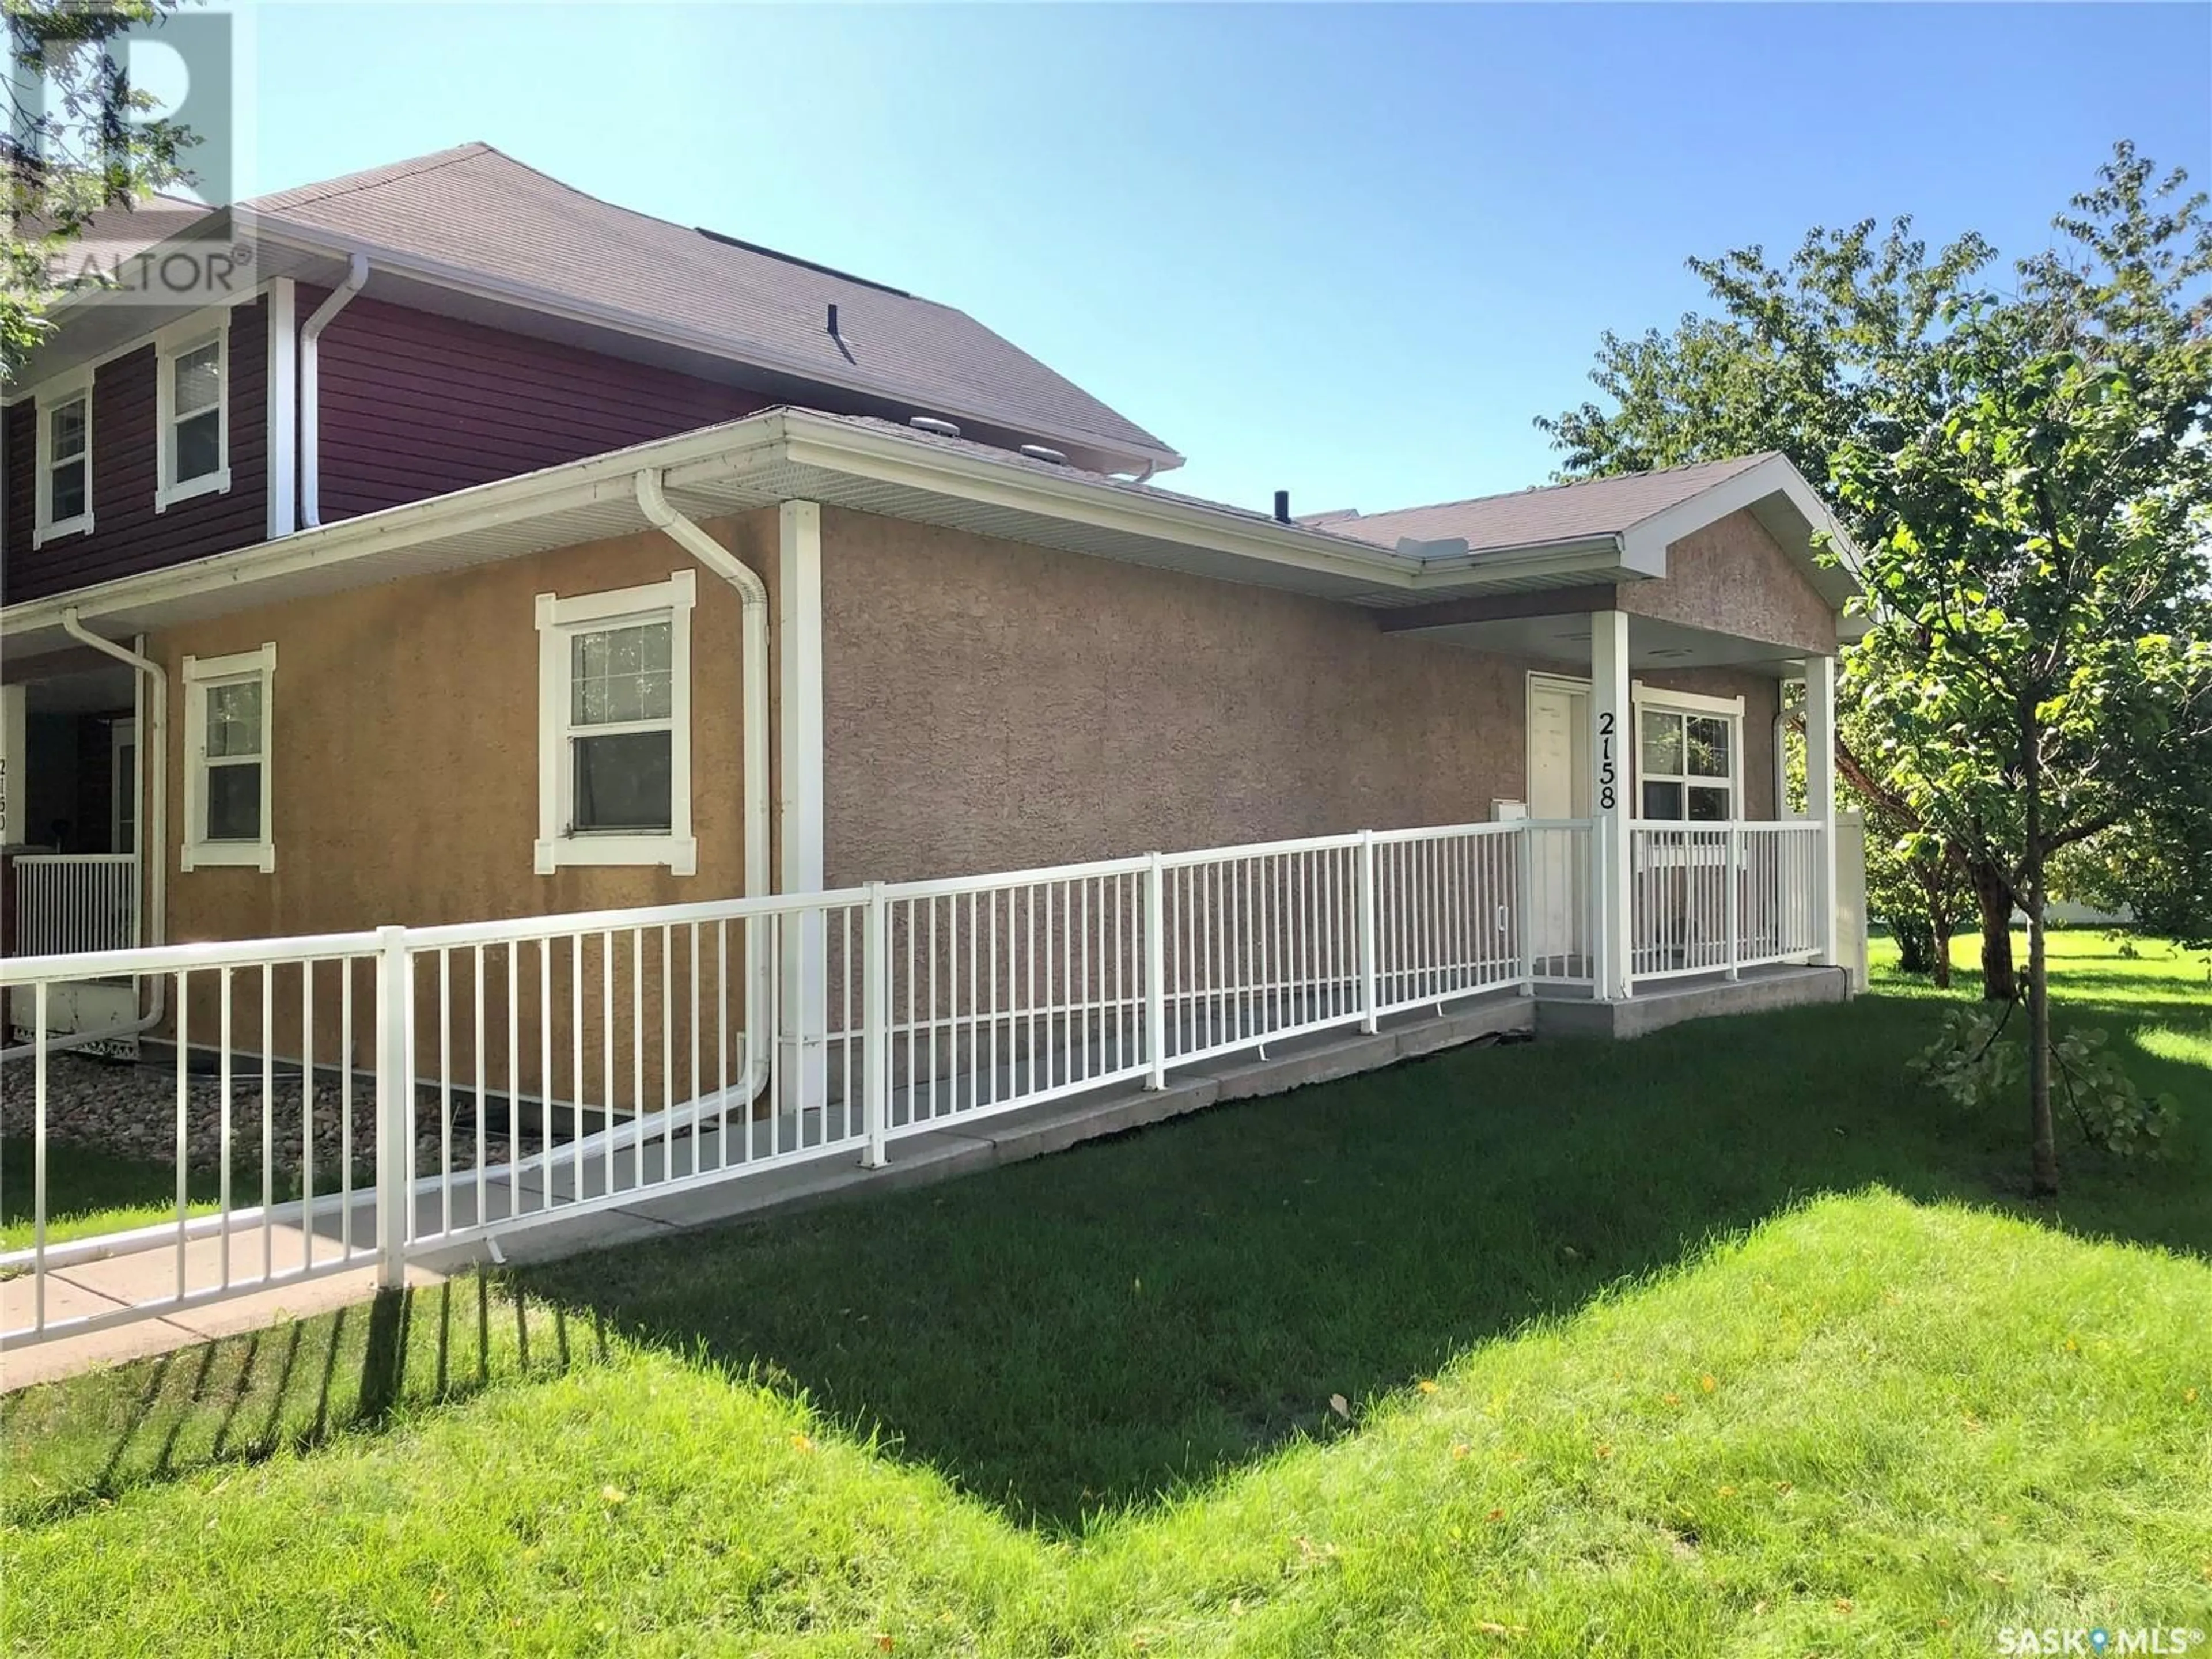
[1623,507,1839,656]
[152,522,766,942]
[144,521,772,1098]
[817,508,1786,887]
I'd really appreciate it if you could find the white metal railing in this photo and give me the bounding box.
[1628,820,1824,982]
[11,853,139,958]
[0,817,1611,1347]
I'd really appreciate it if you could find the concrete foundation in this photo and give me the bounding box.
[1534,964,1849,1040]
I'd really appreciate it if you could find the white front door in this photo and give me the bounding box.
[1526,678,1590,967]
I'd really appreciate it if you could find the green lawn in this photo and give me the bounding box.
[0,1139,232,1253]
[3,933,2207,1656]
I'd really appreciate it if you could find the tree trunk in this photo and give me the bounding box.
[2023,739,2058,1196]
[1969,861,2017,1001]
[1914,866,1953,989]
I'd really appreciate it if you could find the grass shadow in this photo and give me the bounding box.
[0,1274,592,1527]
[521,967,2208,1532]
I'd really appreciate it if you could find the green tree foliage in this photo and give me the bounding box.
[1537,143,2212,1008]
[1832,180,2211,1193]
[1542,143,2211,1192]
[3,0,194,381]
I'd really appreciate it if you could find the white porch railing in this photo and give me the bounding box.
[0,812,1827,1350]
[1628,820,1825,982]
[10,853,139,958]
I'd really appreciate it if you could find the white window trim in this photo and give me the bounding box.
[181,643,275,873]
[535,570,697,876]
[154,311,233,512]
[1630,683,1745,825]
[33,370,96,546]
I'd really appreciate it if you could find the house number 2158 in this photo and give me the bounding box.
[1596,710,1618,811]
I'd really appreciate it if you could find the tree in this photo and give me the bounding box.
[2052,770,2212,953]
[1536,145,2212,1002]
[1832,256,2211,1193]
[3,0,195,381]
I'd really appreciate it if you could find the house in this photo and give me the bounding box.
[1,143,1863,1058]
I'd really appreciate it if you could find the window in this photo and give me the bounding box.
[34,377,94,544]
[155,314,231,510]
[181,645,275,872]
[1634,688,1743,822]
[536,571,696,874]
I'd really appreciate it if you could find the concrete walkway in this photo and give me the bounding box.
[2,991,1533,1391]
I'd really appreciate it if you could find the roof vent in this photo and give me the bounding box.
[826,302,840,338]
[910,416,961,438]
[1273,490,1291,524]
[1019,443,1068,465]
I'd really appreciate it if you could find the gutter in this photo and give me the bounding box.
[0,614,172,1062]
[0,408,1666,651]
[634,469,774,1104]
[299,252,370,529]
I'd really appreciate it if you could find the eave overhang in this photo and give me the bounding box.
[1,410,1863,664]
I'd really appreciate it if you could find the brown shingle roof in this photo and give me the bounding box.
[245,143,1177,471]
[1309,453,1776,552]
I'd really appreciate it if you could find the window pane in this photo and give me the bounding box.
[48,399,86,459]
[173,342,221,414]
[174,409,222,482]
[573,731,671,832]
[50,457,86,521]
[206,762,261,840]
[1641,781,1683,820]
[1640,713,1683,777]
[1687,716,1732,779]
[206,680,262,757]
[1688,786,1731,821]
[571,621,673,727]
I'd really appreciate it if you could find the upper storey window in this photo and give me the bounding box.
[155,312,232,511]
[34,373,94,545]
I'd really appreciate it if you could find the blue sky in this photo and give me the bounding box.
[236,3,2210,512]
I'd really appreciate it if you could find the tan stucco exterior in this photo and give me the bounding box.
[146,521,773,1099]
[153,521,767,942]
[817,508,1790,888]
[94,494,1828,1089]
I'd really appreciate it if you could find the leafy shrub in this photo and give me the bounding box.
[1911,1006,2181,1159]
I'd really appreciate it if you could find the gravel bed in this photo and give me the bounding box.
[0,1051,541,1183]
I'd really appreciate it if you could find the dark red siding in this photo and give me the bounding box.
[2,298,269,604]
[5,290,771,607]
[312,293,766,521]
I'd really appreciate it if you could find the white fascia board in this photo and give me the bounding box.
[770,421,1423,593]
[251,222,1187,477]
[1399,535,1633,591]
[3,406,1680,652]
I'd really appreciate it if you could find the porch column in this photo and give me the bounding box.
[778,501,828,1113]
[1804,653,1839,967]
[1590,610,1633,999]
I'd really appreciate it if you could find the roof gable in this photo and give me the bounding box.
[1305,454,1775,554]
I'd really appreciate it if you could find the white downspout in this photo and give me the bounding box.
[18,611,170,1051]
[299,253,369,530]
[634,469,774,1102]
